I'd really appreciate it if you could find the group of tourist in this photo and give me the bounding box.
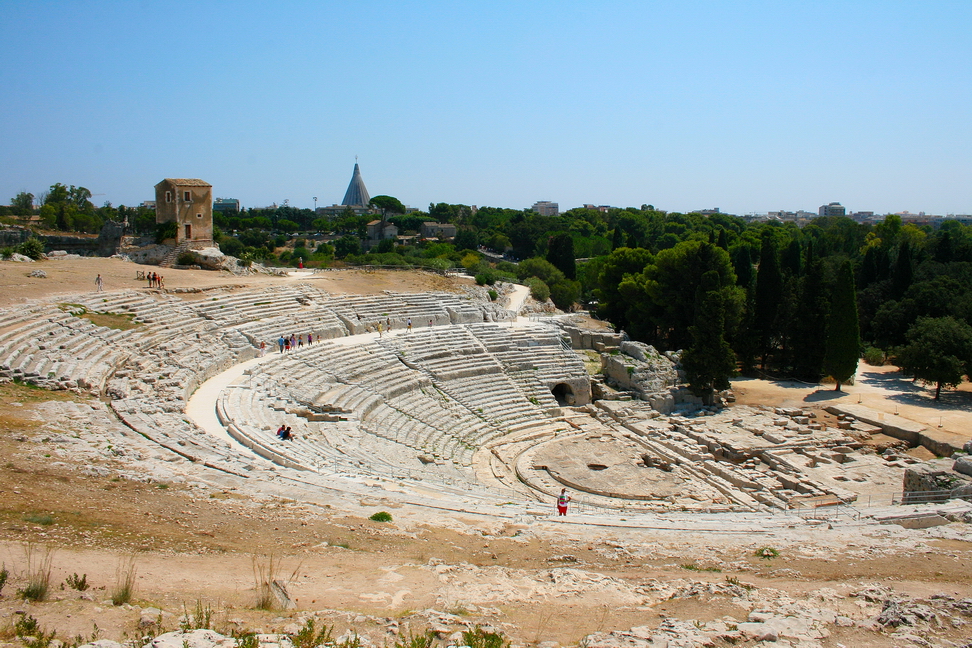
[147,271,164,289]
[275,425,293,440]
[277,333,317,352]
[374,316,426,338]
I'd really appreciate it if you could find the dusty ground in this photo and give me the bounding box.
[733,364,972,450]
[1,257,972,647]
[0,257,465,309]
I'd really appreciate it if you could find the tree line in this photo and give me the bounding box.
[7,187,972,399]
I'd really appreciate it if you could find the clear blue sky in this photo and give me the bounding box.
[2,1,969,215]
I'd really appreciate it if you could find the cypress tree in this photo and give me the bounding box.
[732,245,754,289]
[546,233,576,279]
[791,257,829,381]
[716,228,729,251]
[823,259,861,390]
[891,240,913,299]
[611,227,625,250]
[781,239,803,277]
[682,271,736,403]
[935,230,954,263]
[753,235,783,368]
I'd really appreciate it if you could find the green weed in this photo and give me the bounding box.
[291,618,334,648]
[65,573,89,591]
[680,563,721,572]
[369,511,393,522]
[755,546,780,559]
[461,625,508,648]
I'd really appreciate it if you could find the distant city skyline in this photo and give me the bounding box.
[2,1,970,216]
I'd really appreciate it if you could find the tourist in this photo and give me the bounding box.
[278,335,285,353]
[407,317,412,333]
[429,319,433,328]
[386,317,392,333]
[280,426,292,441]
[259,341,266,357]
[557,488,571,516]
[377,321,383,337]
[158,275,165,290]
[306,333,312,346]
[95,274,104,292]
[284,337,291,352]
[276,424,286,438]
[290,333,297,349]
[297,335,303,349]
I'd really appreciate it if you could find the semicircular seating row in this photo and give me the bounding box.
[0,285,585,499]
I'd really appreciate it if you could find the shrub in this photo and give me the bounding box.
[292,618,334,648]
[462,625,508,648]
[369,511,393,522]
[0,563,7,594]
[487,289,498,301]
[548,278,581,311]
[17,238,45,260]
[863,346,885,366]
[475,272,496,286]
[219,237,244,257]
[460,252,481,270]
[65,572,88,591]
[155,221,177,244]
[176,252,196,266]
[1,246,15,259]
[755,546,779,559]
[526,277,550,302]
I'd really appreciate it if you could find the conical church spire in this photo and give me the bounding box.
[341,162,371,206]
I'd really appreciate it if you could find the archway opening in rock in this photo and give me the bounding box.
[551,383,575,407]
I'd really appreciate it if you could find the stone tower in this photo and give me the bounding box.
[154,179,213,245]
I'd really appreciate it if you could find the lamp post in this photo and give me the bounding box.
[313,196,318,212]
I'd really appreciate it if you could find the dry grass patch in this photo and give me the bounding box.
[57,303,141,331]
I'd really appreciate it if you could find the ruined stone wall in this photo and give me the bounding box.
[902,462,972,503]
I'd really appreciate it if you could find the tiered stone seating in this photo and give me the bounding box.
[193,287,309,325]
[235,307,349,347]
[0,304,141,391]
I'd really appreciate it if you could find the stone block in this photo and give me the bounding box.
[954,456,972,478]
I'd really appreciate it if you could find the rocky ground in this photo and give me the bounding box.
[1,258,972,648]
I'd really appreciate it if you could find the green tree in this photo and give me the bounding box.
[333,235,361,259]
[11,191,33,216]
[790,253,829,381]
[548,279,581,311]
[753,234,783,367]
[822,259,861,391]
[454,228,478,251]
[370,195,406,217]
[642,240,740,350]
[546,232,576,279]
[516,257,564,286]
[895,316,972,400]
[682,270,737,402]
[593,247,654,329]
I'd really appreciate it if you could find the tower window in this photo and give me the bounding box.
[165,191,171,203]
[183,191,191,202]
